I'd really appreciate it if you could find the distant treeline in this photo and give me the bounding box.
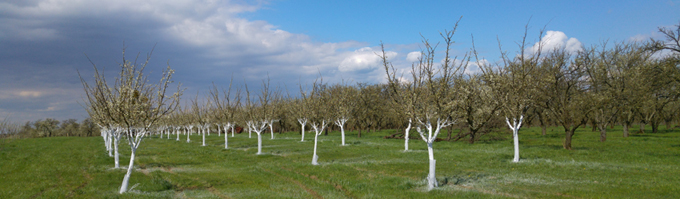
[0,118,100,139]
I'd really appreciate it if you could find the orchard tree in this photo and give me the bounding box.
[329,83,357,146]
[309,78,331,165]
[382,18,465,190]
[244,83,269,155]
[455,75,500,144]
[475,25,541,161]
[209,80,241,149]
[190,95,211,147]
[79,47,182,193]
[535,48,590,150]
[585,41,654,140]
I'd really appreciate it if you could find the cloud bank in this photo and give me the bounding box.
[0,0,406,122]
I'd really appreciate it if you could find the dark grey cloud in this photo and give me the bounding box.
[0,0,409,123]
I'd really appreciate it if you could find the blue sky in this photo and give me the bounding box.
[0,0,678,123]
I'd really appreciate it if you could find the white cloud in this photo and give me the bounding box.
[529,31,582,55]
[629,34,649,42]
[406,51,421,62]
[18,91,43,98]
[338,47,397,72]
[466,59,490,75]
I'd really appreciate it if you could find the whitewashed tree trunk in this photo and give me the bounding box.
[298,118,308,142]
[202,125,206,146]
[405,118,412,151]
[101,126,113,157]
[119,146,136,193]
[114,127,122,168]
[334,118,348,146]
[247,121,253,138]
[248,121,268,155]
[312,132,319,165]
[231,125,235,137]
[506,116,524,163]
[107,129,113,157]
[186,125,193,143]
[217,124,221,137]
[415,118,453,190]
[311,121,327,165]
[223,123,232,149]
[119,127,151,194]
[267,120,275,139]
[175,126,181,141]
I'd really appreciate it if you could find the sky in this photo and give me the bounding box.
[0,0,678,123]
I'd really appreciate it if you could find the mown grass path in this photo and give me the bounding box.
[1,125,679,198]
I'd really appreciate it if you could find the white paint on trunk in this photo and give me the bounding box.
[114,127,122,168]
[310,120,327,165]
[119,127,151,193]
[334,118,348,146]
[223,123,232,149]
[298,118,308,142]
[405,118,412,151]
[119,146,136,194]
[202,125,206,146]
[186,125,193,143]
[505,115,524,163]
[247,121,268,155]
[175,126,181,141]
[268,120,275,139]
[217,124,221,137]
[415,117,453,190]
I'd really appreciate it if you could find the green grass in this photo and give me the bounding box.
[1,125,679,198]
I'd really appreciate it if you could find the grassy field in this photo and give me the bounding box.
[1,125,679,198]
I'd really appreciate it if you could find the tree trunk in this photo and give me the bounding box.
[224,126,229,149]
[270,123,274,139]
[186,127,191,143]
[114,134,120,168]
[563,129,574,150]
[340,125,346,146]
[312,133,320,165]
[446,126,453,140]
[639,123,645,134]
[541,125,547,136]
[426,142,437,190]
[119,148,136,193]
[404,120,411,151]
[591,121,597,132]
[300,124,306,142]
[512,128,519,162]
[256,132,262,155]
[599,126,607,142]
[623,122,629,137]
[358,129,362,138]
[652,120,659,133]
[468,130,476,144]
